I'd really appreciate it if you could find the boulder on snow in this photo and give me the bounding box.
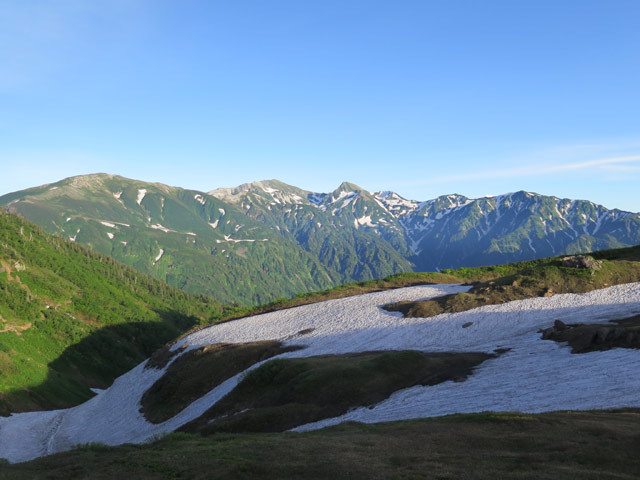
[554,320,568,331]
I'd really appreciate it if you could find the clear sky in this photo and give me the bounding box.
[1,0,639,211]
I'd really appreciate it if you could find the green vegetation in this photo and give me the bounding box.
[541,315,640,353]
[385,247,640,318]
[141,341,303,423]
[0,175,414,305]
[0,209,222,415]
[7,175,639,307]
[2,201,637,418]
[180,350,494,434]
[3,410,640,479]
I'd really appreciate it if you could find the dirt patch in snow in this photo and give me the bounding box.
[180,350,496,434]
[140,341,302,423]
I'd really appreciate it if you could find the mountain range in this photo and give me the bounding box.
[2,173,639,305]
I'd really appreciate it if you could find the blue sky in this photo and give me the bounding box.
[1,0,639,210]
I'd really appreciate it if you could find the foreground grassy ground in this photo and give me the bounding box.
[2,410,639,479]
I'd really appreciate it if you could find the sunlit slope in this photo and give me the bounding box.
[4,175,639,306]
[0,209,221,415]
[0,174,336,305]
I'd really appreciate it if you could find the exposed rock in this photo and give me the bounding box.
[595,327,610,343]
[541,327,554,340]
[541,314,640,353]
[493,347,512,355]
[462,322,473,329]
[561,255,602,270]
[554,320,567,331]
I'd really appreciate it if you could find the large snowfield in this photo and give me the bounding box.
[2,282,640,463]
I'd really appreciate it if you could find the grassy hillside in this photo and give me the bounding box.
[2,174,413,305]
[3,410,639,479]
[384,246,640,318]
[8,175,638,307]
[2,201,638,419]
[0,209,222,415]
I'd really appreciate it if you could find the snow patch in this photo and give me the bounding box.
[356,215,376,227]
[136,189,147,205]
[150,224,175,233]
[152,248,164,266]
[194,194,206,205]
[4,282,640,463]
[106,232,114,240]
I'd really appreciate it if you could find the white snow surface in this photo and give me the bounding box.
[149,224,175,233]
[2,283,640,463]
[136,189,147,205]
[152,248,164,265]
[355,215,376,227]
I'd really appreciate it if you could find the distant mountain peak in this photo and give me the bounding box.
[2,175,639,307]
[334,181,365,193]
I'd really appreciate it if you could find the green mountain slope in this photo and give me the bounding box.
[0,174,335,305]
[3,175,639,306]
[209,180,413,283]
[396,191,640,271]
[0,209,221,415]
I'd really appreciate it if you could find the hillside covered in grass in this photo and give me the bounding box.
[4,174,640,307]
[0,209,222,415]
[384,245,640,318]
[1,227,639,468]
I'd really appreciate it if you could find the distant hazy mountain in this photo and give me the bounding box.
[2,174,639,304]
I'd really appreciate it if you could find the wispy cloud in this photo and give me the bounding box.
[398,153,640,188]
